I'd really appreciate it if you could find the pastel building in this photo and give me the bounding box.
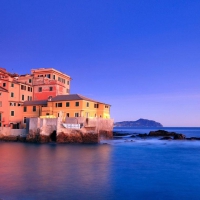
[0,67,111,128]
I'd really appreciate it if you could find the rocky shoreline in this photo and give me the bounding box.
[113,130,200,141]
[0,130,112,144]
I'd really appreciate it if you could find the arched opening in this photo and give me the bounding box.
[50,131,57,142]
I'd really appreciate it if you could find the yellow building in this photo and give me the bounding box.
[22,94,110,125]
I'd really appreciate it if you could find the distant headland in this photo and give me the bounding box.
[114,118,163,127]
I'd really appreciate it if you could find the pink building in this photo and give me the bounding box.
[0,67,71,127]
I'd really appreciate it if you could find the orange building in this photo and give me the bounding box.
[0,67,111,128]
[22,94,110,127]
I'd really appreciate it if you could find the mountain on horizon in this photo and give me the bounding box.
[114,118,163,127]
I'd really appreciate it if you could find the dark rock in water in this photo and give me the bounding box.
[173,134,185,140]
[113,132,131,136]
[149,130,176,136]
[186,137,200,140]
[137,133,148,137]
[160,136,172,140]
[130,135,136,138]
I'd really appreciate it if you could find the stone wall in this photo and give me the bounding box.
[0,116,113,143]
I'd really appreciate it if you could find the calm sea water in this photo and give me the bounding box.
[1,127,200,200]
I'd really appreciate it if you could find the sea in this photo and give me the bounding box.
[1,127,200,200]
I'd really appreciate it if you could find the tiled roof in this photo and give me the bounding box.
[51,94,110,105]
[23,100,48,106]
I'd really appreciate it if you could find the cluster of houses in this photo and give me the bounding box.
[0,67,111,129]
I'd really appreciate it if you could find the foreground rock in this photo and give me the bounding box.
[173,134,185,140]
[160,136,172,140]
[149,130,177,136]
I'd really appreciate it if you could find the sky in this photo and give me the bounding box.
[0,0,200,126]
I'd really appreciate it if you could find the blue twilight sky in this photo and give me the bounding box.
[0,0,200,126]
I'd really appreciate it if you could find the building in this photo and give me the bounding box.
[0,67,111,128]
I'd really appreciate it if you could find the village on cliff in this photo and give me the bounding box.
[0,67,113,143]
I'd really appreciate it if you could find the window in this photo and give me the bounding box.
[105,105,109,108]
[49,87,53,91]
[53,75,55,80]
[24,106,27,112]
[3,83,6,87]
[75,102,79,107]
[0,101,2,107]
[21,85,26,90]
[11,92,14,97]
[94,104,99,108]
[11,83,14,87]
[75,113,79,117]
[28,87,30,91]
[31,88,32,92]
[29,79,32,83]
[86,102,89,107]
[11,111,14,116]
[38,87,42,92]
[24,117,26,123]
[66,89,70,93]
[46,113,49,115]
[58,113,59,117]
[66,113,69,117]
[57,103,62,107]
[66,102,70,107]
[22,95,24,101]
[33,106,36,112]
[67,81,69,85]
[46,74,51,78]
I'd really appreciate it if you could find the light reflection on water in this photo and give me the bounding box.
[0,143,112,200]
[1,128,200,200]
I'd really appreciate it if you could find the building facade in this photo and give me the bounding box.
[0,67,110,128]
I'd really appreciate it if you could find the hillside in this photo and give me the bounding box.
[114,118,163,127]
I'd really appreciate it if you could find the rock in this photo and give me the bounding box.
[130,135,136,138]
[149,130,176,136]
[160,136,172,140]
[0,136,18,142]
[186,137,200,140]
[113,132,130,136]
[137,133,148,137]
[173,134,185,140]
[57,130,99,143]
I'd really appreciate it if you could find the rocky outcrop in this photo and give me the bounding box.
[57,130,99,143]
[149,130,176,136]
[174,134,185,140]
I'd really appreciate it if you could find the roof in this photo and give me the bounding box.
[51,94,110,105]
[23,100,48,106]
